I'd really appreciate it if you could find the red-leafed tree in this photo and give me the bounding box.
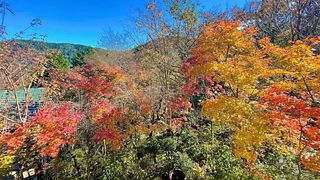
[49,61,142,150]
[31,103,83,157]
[0,103,82,158]
[261,87,320,175]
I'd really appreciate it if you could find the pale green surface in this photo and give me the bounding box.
[0,88,44,106]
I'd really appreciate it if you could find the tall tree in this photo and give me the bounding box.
[183,21,275,167]
[233,0,320,45]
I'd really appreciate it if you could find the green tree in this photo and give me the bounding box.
[51,52,70,71]
[71,48,94,67]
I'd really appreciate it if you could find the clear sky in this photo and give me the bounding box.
[5,0,246,47]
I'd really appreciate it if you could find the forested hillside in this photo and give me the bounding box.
[0,0,320,179]
[19,40,91,57]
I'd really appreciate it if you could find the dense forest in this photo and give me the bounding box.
[0,0,320,179]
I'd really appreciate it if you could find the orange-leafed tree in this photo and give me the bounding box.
[261,86,320,176]
[257,35,320,176]
[183,20,274,167]
[259,36,320,105]
[183,20,269,97]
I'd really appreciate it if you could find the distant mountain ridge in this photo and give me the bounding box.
[18,40,95,60]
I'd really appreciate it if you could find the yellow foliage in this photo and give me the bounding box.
[0,155,14,174]
[186,20,319,170]
[259,37,320,95]
[188,21,269,96]
[201,97,273,165]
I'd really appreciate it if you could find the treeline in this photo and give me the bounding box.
[18,40,95,67]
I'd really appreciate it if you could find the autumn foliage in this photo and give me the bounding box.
[182,20,320,173]
[261,87,320,172]
[1,2,320,178]
[0,103,82,158]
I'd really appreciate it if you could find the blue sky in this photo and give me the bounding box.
[5,0,246,47]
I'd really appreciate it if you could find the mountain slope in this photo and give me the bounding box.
[19,40,94,60]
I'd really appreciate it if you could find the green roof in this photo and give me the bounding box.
[0,88,45,107]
